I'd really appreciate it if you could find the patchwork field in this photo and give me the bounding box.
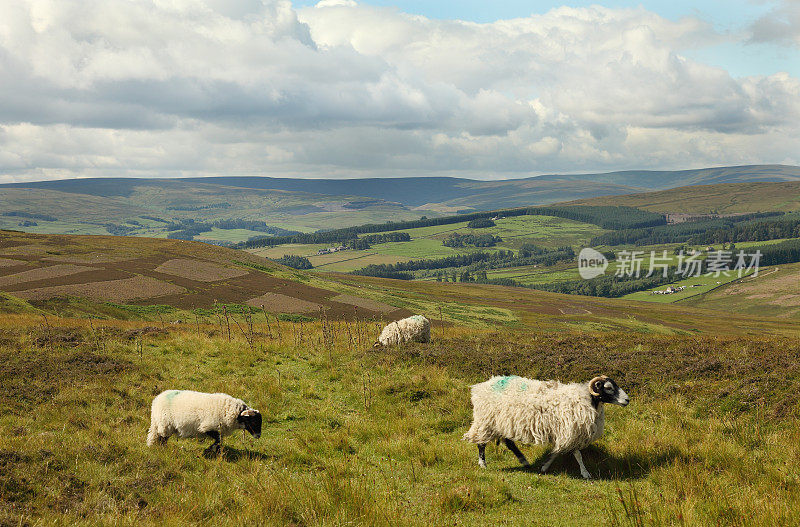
[0,264,97,287]
[154,259,250,282]
[250,215,606,273]
[15,275,187,303]
[0,231,408,320]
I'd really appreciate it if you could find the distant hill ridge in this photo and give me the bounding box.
[1,165,798,237]
[2,164,798,209]
[563,180,800,214]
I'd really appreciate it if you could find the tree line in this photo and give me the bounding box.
[165,219,300,240]
[272,255,313,269]
[526,270,681,298]
[750,238,800,267]
[466,218,495,228]
[688,214,800,245]
[442,233,502,247]
[351,246,576,280]
[3,211,57,222]
[166,202,231,211]
[346,232,411,250]
[590,212,784,246]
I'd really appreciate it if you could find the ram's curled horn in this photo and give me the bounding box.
[588,375,609,397]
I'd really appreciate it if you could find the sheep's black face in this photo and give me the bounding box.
[591,377,630,406]
[238,409,262,439]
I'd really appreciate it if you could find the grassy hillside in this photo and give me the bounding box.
[3,229,800,524]
[7,230,800,336]
[539,164,800,189]
[679,261,800,318]
[2,312,799,525]
[0,230,412,320]
[564,181,800,214]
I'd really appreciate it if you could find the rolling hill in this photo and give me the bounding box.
[3,231,800,525]
[1,165,798,239]
[2,230,800,336]
[562,181,800,214]
[0,230,411,319]
[679,261,800,318]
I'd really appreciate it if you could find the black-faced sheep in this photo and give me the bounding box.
[374,315,430,347]
[463,375,629,479]
[147,390,262,455]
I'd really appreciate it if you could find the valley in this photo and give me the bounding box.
[4,169,800,525]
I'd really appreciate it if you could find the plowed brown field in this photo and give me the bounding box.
[0,264,97,287]
[154,258,249,282]
[15,276,185,302]
[0,231,413,319]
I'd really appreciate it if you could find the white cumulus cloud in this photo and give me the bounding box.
[0,0,797,183]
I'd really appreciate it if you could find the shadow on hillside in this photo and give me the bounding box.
[203,446,273,462]
[499,445,684,481]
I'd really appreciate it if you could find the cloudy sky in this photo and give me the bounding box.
[0,0,798,183]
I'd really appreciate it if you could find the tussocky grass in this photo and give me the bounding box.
[0,315,798,525]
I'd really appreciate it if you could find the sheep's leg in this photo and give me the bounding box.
[540,451,558,474]
[477,444,487,468]
[204,431,221,456]
[503,439,530,467]
[573,450,592,480]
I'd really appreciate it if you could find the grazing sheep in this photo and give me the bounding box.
[463,375,629,479]
[374,315,431,347]
[147,390,261,455]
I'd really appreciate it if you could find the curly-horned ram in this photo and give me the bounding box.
[374,315,430,347]
[463,375,629,479]
[147,390,262,455]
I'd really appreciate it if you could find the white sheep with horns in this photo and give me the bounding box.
[146,390,262,455]
[462,375,629,479]
[374,314,430,347]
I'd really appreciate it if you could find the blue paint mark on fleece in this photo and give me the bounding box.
[492,376,520,392]
[164,390,181,403]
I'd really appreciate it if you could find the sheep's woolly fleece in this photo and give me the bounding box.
[463,376,604,454]
[147,390,249,445]
[376,315,430,346]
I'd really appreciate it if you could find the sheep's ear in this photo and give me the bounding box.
[240,409,258,417]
